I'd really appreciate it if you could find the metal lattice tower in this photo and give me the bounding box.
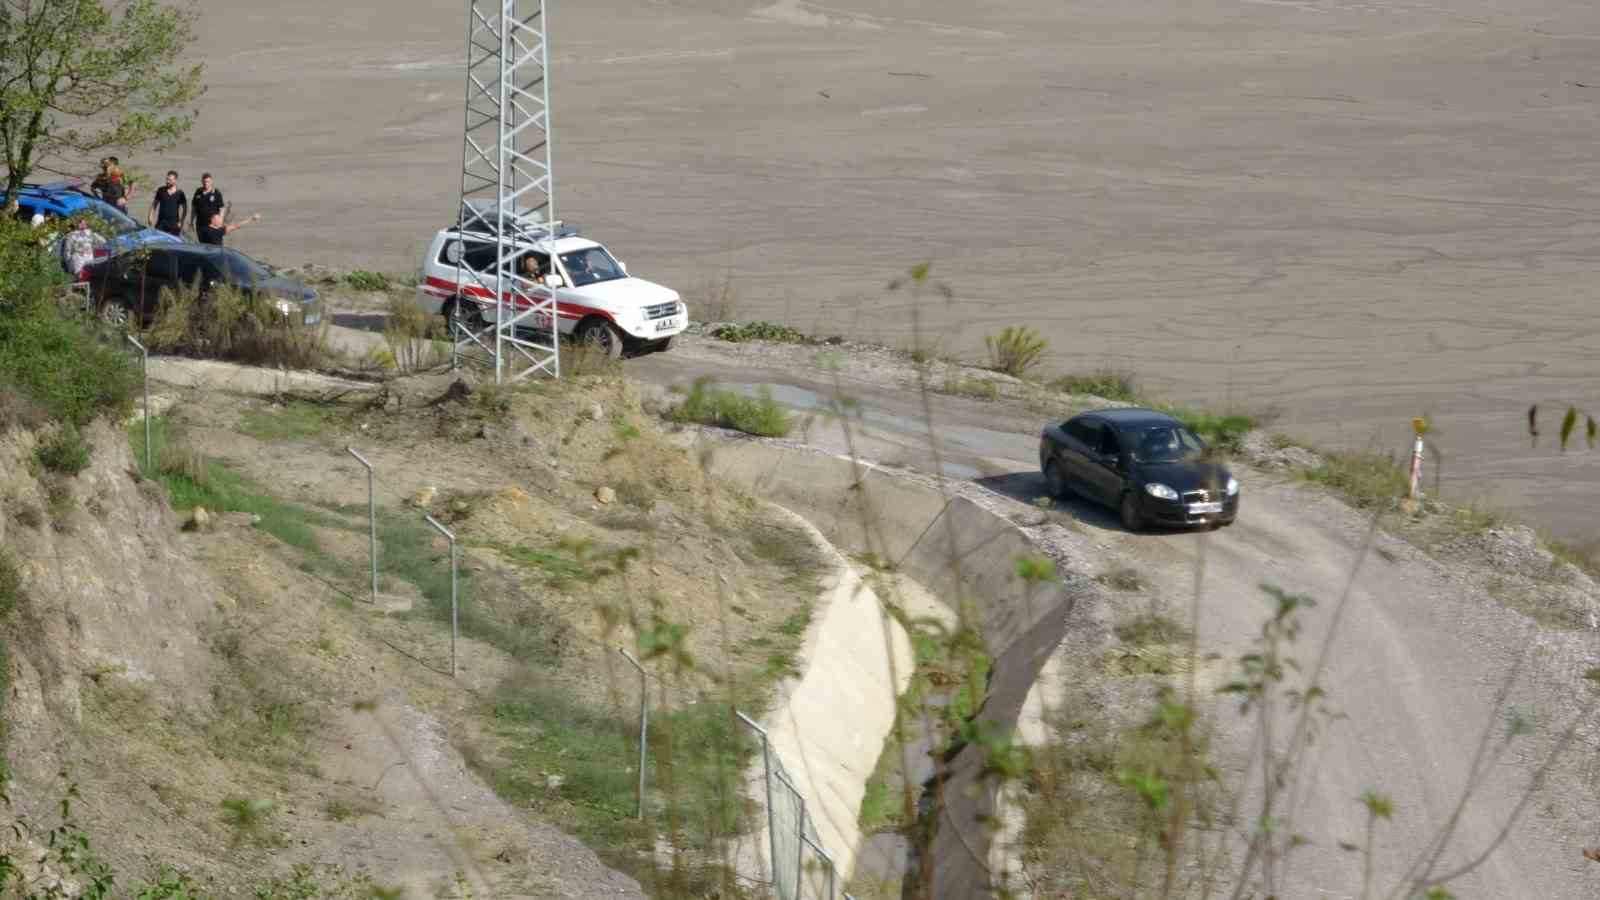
[454,0,559,382]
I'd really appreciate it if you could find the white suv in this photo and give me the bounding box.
[416,224,686,357]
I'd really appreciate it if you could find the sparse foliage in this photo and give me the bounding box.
[0,0,204,211]
[671,376,792,436]
[984,326,1048,377]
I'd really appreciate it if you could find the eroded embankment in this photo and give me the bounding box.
[704,439,1103,898]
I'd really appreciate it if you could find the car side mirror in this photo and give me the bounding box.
[618,260,628,275]
[546,274,567,288]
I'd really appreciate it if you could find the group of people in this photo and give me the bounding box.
[90,158,261,247]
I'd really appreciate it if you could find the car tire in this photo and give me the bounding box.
[1043,460,1070,499]
[444,297,480,333]
[655,336,674,353]
[98,297,130,329]
[1120,492,1145,533]
[577,318,624,360]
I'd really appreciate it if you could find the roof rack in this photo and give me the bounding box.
[23,179,85,192]
[457,199,578,240]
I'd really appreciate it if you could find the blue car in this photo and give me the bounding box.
[3,180,180,261]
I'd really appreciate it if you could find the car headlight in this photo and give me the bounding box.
[273,299,294,317]
[1226,476,1240,496]
[1145,483,1179,501]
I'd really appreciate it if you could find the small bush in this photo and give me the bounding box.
[0,299,138,428]
[146,281,331,369]
[695,274,738,322]
[35,424,91,476]
[565,340,623,377]
[344,270,391,292]
[672,377,792,437]
[984,326,1048,377]
[0,551,22,617]
[1114,614,1191,647]
[1163,406,1256,455]
[383,294,447,373]
[709,321,813,345]
[1051,370,1138,402]
[1098,567,1145,592]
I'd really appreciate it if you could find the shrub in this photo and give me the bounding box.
[383,294,446,373]
[984,326,1048,377]
[0,298,138,428]
[146,281,331,369]
[1050,370,1138,402]
[344,270,391,292]
[671,377,792,437]
[708,321,813,345]
[0,551,21,617]
[35,424,91,476]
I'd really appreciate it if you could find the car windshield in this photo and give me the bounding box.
[82,200,140,237]
[1131,425,1206,463]
[558,246,624,287]
[219,250,272,285]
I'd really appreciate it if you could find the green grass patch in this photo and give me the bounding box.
[672,377,792,437]
[1296,449,1408,511]
[1049,370,1138,402]
[343,270,392,292]
[33,423,91,476]
[940,371,1000,401]
[237,402,342,443]
[0,297,138,429]
[707,321,814,344]
[470,668,752,886]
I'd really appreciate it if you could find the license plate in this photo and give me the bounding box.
[655,317,679,332]
[1188,501,1223,515]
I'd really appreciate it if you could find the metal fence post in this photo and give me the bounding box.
[125,334,150,470]
[424,514,458,677]
[347,447,378,604]
[736,711,779,896]
[620,648,648,819]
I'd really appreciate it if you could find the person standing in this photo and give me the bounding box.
[197,209,260,246]
[147,170,186,237]
[61,216,100,277]
[190,173,224,236]
[104,157,129,212]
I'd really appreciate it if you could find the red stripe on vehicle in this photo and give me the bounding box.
[422,276,615,321]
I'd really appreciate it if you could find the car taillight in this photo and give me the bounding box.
[93,247,108,258]
[76,268,90,283]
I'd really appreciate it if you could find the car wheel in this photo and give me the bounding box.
[1043,460,1070,499]
[654,336,674,353]
[445,297,480,333]
[98,297,130,329]
[1120,492,1144,533]
[577,318,624,360]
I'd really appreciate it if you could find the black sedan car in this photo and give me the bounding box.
[81,243,320,328]
[1039,408,1239,531]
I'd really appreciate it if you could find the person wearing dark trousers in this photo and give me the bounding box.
[190,173,224,236]
[147,170,186,237]
[197,210,260,246]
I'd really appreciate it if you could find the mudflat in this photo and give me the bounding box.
[165,0,1600,541]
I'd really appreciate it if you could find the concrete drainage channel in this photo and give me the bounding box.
[707,438,1103,899]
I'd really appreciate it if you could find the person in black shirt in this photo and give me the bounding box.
[147,170,186,237]
[197,210,261,246]
[190,173,224,235]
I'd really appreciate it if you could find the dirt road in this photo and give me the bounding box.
[627,335,1600,897]
[168,0,1600,542]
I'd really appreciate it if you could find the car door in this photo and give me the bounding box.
[1085,424,1129,505]
[123,249,175,313]
[174,251,208,297]
[449,237,501,318]
[1060,419,1100,498]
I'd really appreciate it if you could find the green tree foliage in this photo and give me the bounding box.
[0,0,204,211]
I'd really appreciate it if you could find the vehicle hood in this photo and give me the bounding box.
[567,276,679,309]
[256,275,318,304]
[1134,460,1234,494]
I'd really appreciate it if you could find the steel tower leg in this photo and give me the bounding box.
[455,0,559,383]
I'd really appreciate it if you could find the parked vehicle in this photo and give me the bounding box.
[416,217,686,359]
[1039,408,1239,531]
[80,243,320,328]
[3,180,180,260]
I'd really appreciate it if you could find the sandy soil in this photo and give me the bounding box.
[158,0,1600,543]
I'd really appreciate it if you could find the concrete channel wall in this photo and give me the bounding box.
[706,441,1092,898]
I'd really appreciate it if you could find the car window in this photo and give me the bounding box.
[443,239,504,273]
[1065,419,1096,447]
[81,199,140,237]
[1132,425,1206,463]
[1098,427,1122,457]
[174,252,209,286]
[219,249,271,285]
[145,250,178,281]
[558,247,625,287]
